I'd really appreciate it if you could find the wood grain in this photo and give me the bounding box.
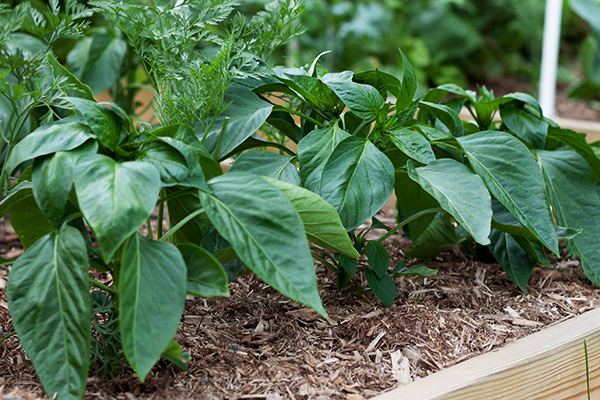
[374,307,600,400]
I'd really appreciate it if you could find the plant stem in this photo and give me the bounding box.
[212,116,229,160]
[311,252,341,274]
[146,217,153,239]
[0,331,16,346]
[585,339,591,400]
[157,197,165,239]
[375,207,445,245]
[159,208,206,242]
[89,278,117,296]
[277,107,326,128]
[156,188,196,205]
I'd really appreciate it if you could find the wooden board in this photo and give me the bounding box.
[374,307,600,400]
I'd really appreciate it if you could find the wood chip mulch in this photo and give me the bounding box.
[1,214,599,400]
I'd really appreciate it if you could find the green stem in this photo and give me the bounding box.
[212,116,229,160]
[89,278,117,296]
[146,217,153,239]
[157,194,165,239]
[275,106,326,128]
[311,252,341,274]
[375,207,445,245]
[160,208,206,242]
[353,118,371,136]
[156,188,196,205]
[0,331,16,346]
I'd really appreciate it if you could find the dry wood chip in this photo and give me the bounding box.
[365,331,386,353]
[390,350,411,385]
[510,318,544,327]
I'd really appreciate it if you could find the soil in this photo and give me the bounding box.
[1,212,599,400]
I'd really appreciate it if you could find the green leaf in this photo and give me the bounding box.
[161,339,190,372]
[119,233,187,381]
[536,149,600,285]
[7,226,90,400]
[418,101,465,137]
[398,49,416,110]
[489,229,535,291]
[198,84,273,160]
[260,176,359,258]
[364,269,396,308]
[405,216,465,259]
[390,263,437,277]
[3,117,94,179]
[319,136,395,231]
[229,150,300,185]
[74,155,161,263]
[388,128,435,164]
[546,128,600,180]
[407,158,492,245]
[499,104,548,148]
[67,98,121,151]
[278,73,337,112]
[334,253,357,276]
[178,243,229,298]
[266,111,303,143]
[0,181,33,217]
[47,53,95,101]
[135,141,207,189]
[366,241,389,278]
[198,173,326,317]
[457,131,558,254]
[32,142,98,229]
[67,33,127,94]
[394,171,439,241]
[165,187,210,246]
[297,123,350,192]
[10,195,53,250]
[354,69,401,99]
[323,78,384,120]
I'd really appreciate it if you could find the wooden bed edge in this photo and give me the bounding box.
[373,306,600,400]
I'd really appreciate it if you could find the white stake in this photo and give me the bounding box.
[539,0,564,118]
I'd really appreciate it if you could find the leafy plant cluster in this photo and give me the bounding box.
[2,1,600,400]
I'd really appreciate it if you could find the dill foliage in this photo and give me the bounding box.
[92,0,305,127]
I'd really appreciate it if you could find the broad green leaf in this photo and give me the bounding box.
[266,111,303,143]
[546,128,600,180]
[489,229,535,291]
[135,141,207,189]
[398,49,416,110]
[319,136,395,231]
[418,101,465,137]
[10,195,52,250]
[388,128,435,164]
[67,33,127,94]
[536,149,600,285]
[198,173,326,316]
[499,104,548,148]
[366,241,389,278]
[323,78,384,120]
[260,176,359,258]
[297,123,350,191]
[166,187,210,246]
[178,243,229,298]
[407,159,492,245]
[67,97,121,151]
[32,142,98,228]
[7,226,90,400]
[120,233,187,381]
[230,150,300,185]
[198,84,273,160]
[0,181,33,217]
[47,53,95,101]
[3,117,94,179]
[334,253,358,276]
[161,339,190,372]
[354,69,401,99]
[364,269,396,308]
[74,155,161,263]
[512,235,553,269]
[405,216,465,259]
[390,262,437,277]
[278,73,337,112]
[394,171,439,241]
[457,131,558,254]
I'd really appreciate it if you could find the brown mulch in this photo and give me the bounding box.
[1,212,599,400]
